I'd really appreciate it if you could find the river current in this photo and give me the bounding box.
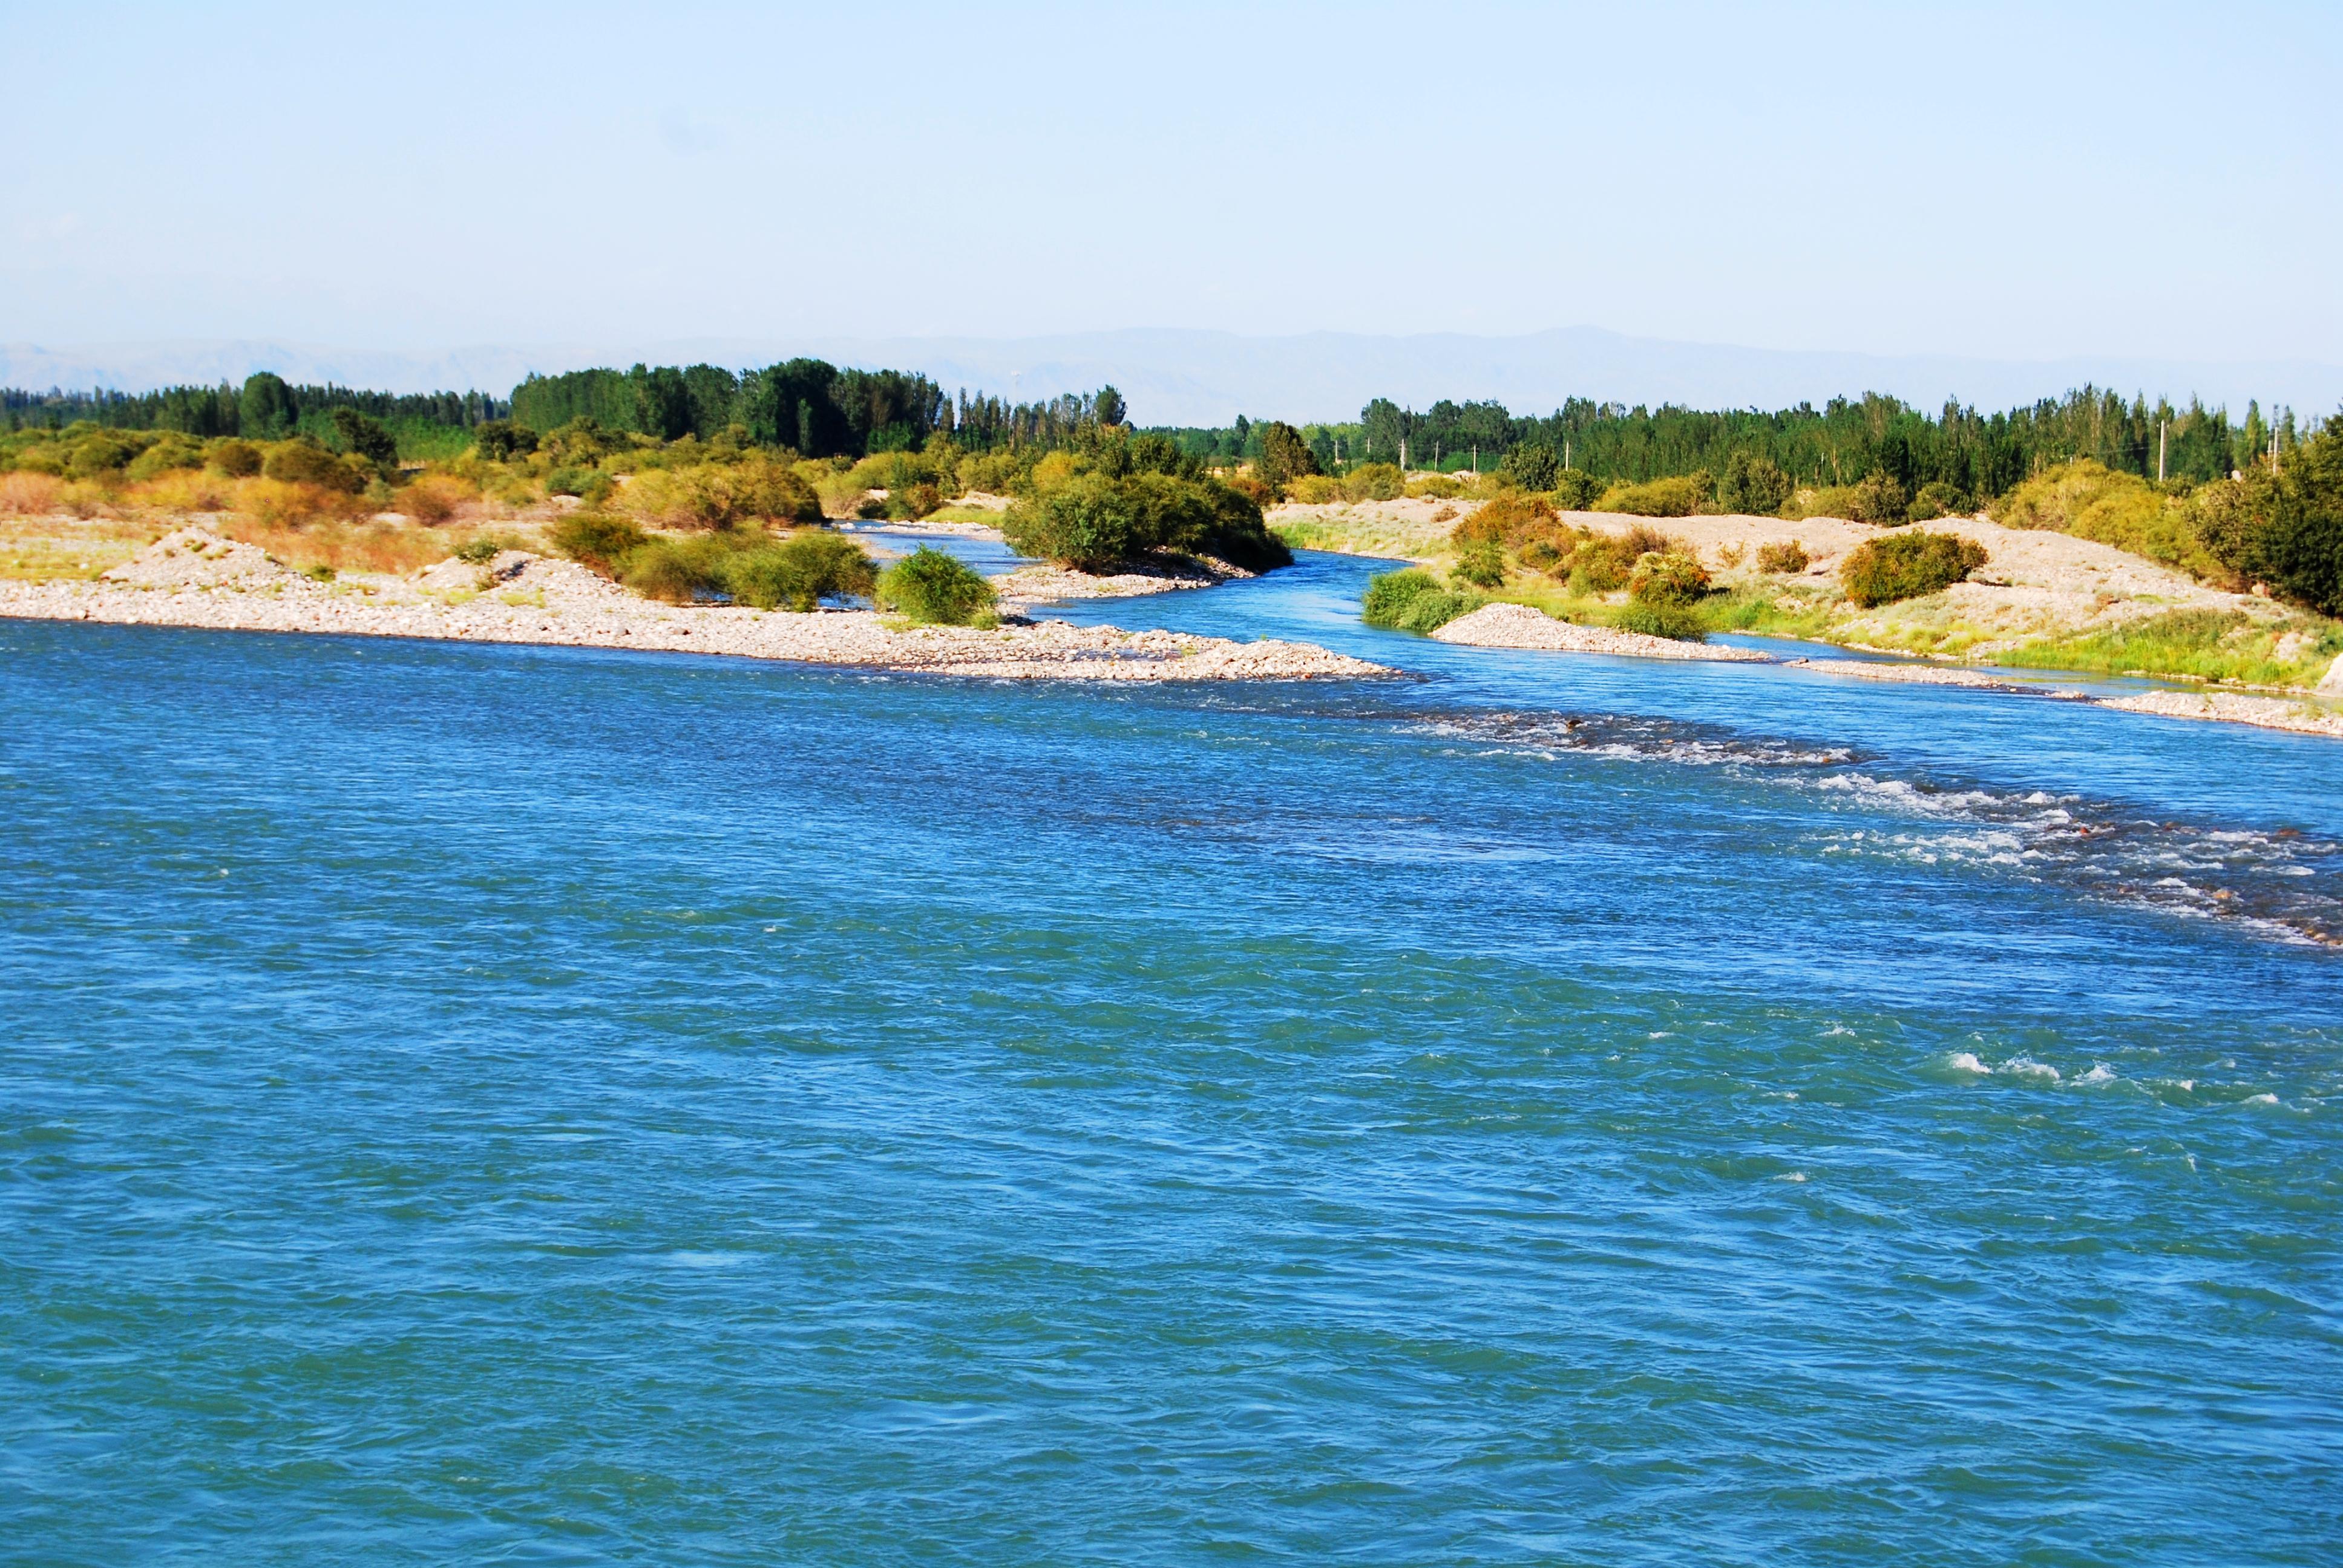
[2,549,2338,1564]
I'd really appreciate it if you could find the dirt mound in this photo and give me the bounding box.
[416,550,632,608]
[102,527,302,589]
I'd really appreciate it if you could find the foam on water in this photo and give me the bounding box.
[1394,705,2343,949]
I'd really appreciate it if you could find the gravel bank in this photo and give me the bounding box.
[1783,657,2061,694]
[2097,689,2343,739]
[1430,601,1775,662]
[991,554,1251,607]
[2,529,1389,684]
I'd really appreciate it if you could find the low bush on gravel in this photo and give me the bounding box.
[723,530,879,611]
[876,546,998,626]
[1756,540,1810,573]
[1363,568,1479,633]
[1841,531,1988,607]
[550,512,650,573]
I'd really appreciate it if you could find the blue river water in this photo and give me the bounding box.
[2,549,2338,1565]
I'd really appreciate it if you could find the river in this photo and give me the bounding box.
[2,549,2336,1564]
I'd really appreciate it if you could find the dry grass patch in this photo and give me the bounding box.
[215,518,529,578]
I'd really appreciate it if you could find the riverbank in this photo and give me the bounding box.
[0,528,1388,683]
[1269,498,2343,696]
[1424,594,2342,737]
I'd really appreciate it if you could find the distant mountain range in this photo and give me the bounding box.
[5,328,2337,428]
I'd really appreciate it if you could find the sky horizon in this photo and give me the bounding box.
[8,1,2338,371]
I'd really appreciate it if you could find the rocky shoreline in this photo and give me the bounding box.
[0,528,1389,684]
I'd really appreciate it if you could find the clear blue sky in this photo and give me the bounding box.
[6,0,2337,363]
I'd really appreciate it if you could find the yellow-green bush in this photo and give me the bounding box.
[1842,531,1988,607]
[262,439,368,495]
[125,436,204,482]
[620,454,820,528]
[209,439,263,477]
[1594,474,1708,517]
[876,546,997,626]
[1629,550,1711,606]
[1991,459,2222,579]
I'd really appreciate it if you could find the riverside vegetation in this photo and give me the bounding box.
[1335,415,2343,696]
[1,364,1282,616]
[7,362,2340,693]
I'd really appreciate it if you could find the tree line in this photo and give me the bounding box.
[1150,387,2315,503]
[510,361,1128,459]
[11,361,2318,510]
[1,376,507,439]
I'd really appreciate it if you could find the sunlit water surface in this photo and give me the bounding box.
[2,550,2338,1565]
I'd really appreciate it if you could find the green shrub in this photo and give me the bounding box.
[1552,468,1605,510]
[1995,458,2225,583]
[1614,602,1708,640]
[65,431,140,479]
[1255,421,1321,491]
[1362,567,1478,633]
[472,419,539,461]
[262,439,367,494]
[330,408,398,468]
[1453,493,1558,550]
[623,454,821,528]
[876,546,998,626]
[1755,539,1810,573]
[454,537,500,566]
[1499,442,1560,492]
[1565,523,1675,592]
[1909,480,1968,520]
[1002,472,1289,572]
[209,439,263,477]
[1718,452,1793,515]
[1628,550,1711,606]
[1841,530,1988,607]
[1342,462,1404,502]
[1452,540,1506,587]
[619,536,735,603]
[1846,471,1911,524]
[549,512,650,574]
[1594,473,1708,517]
[2255,416,2343,614]
[1003,472,1148,568]
[724,530,879,611]
[884,481,943,520]
[125,437,203,482]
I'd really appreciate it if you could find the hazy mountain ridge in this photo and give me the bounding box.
[6,329,2336,428]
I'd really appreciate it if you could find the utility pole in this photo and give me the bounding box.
[1400,435,1407,472]
[2158,419,2167,483]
